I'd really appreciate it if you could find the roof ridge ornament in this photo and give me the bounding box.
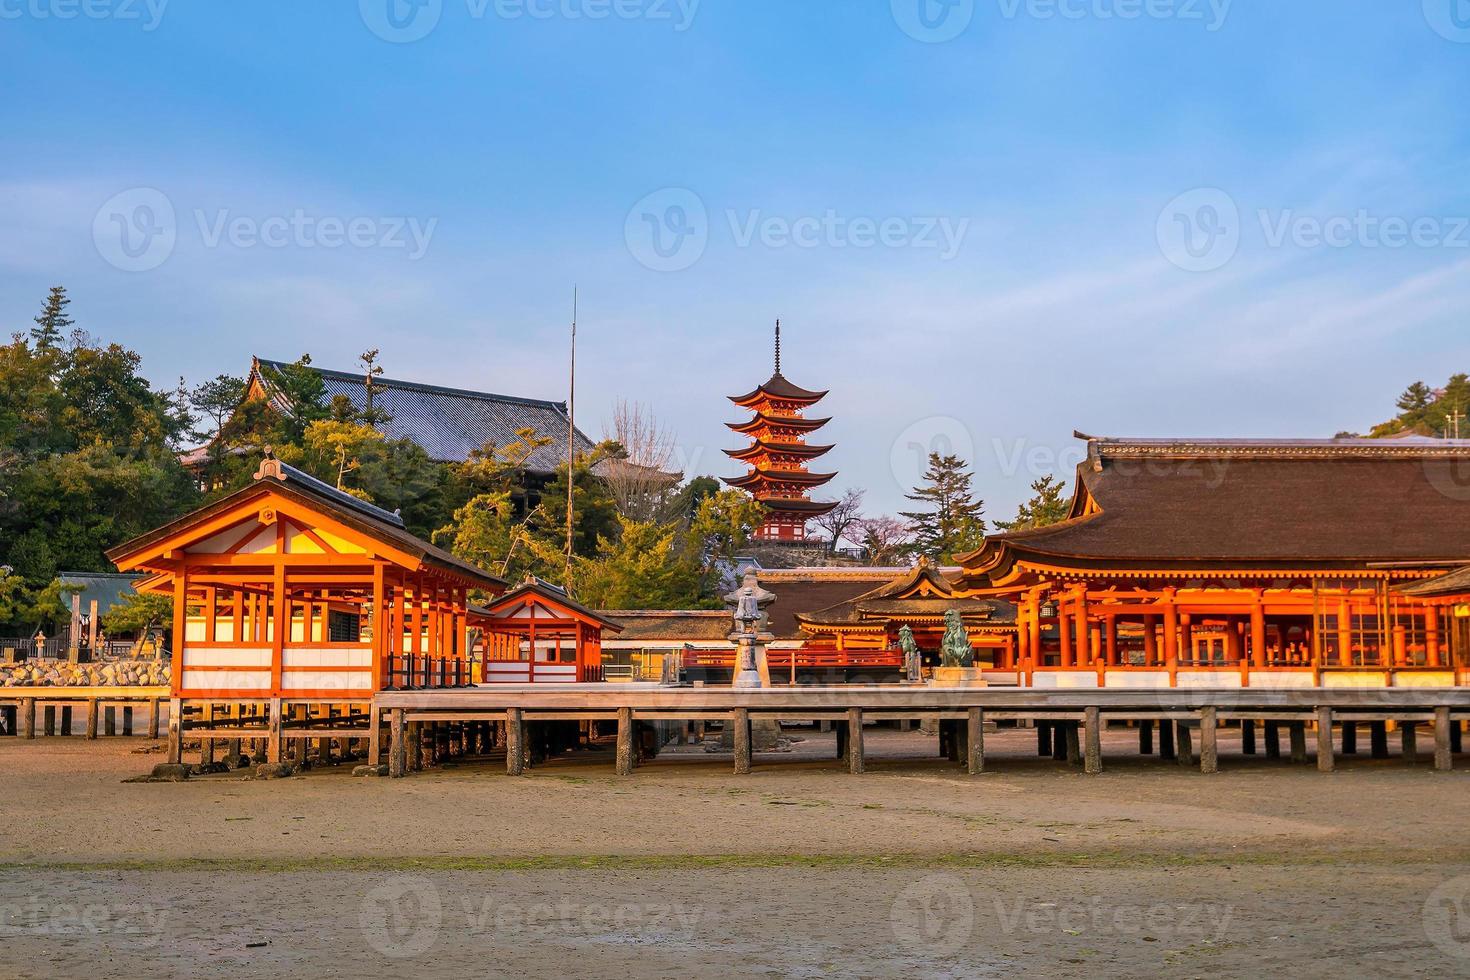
[774,318,781,376]
[253,446,285,482]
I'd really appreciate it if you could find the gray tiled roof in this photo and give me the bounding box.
[56,572,144,617]
[256,358,594,473]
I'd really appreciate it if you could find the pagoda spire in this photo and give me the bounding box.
[722,320,838,543]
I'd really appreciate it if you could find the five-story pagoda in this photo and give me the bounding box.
[724,321,838,542]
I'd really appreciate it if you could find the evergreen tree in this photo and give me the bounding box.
[358,348,393,426]
[995,475,1070,531]
[30,285,73,351]
[899,452,987,562]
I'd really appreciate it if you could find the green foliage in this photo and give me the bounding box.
[102,588,173,636]
[994,474,1070,532]
[573,517,700,609]
[899,452,987,563]
[1371,374,1470,437]
[30,285,73,351]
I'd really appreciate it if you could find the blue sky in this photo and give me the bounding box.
[3,1,1470,521]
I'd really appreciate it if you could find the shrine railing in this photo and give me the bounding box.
[382,654,470,691]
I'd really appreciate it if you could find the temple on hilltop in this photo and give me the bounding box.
[723,322,838,543]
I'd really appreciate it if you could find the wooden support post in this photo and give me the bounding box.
[267,697,283,765]
[1084,706,1102,774]
[967,707,985,775]
[20,698,35,739]
[506,708,524,774]
[847,707,865,774]
[60,705,72,737]
[1159,720,1176,760]
[835,720,848,760]
[148,699,160,739]
[1200,707,1218,774]
[1316,706,1334,773]
[200,704,215,766]
[1241,719,1256,755]
[85,699,98,739]
[1264,720,1280,759]
[733,708,752,775]
[1370,721,1389,758]
[1037,722,1052,757]
[367,705,382,767]
[42,705,55,737]
[408,723,423,771]
[104,706,116,737]
[122,706,133,736]
[1175,722,1193,768]
[166,698,182,764]
[1434,706,1453,772]
[389,708,406,777]
[1064,722,1081,767]
[1402,722,1418,765]
[1139,720,1154,755]
[616,706,635,776]
[1451,720,1462,754]
[1052,724,1068,761]
[1288,722,1307,764]
[1341,721,1357,755]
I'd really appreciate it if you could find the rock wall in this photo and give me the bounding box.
[0,659,171,687]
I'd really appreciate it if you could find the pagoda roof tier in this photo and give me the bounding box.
[725,469,837,489]
[729,371,828,407]
[726,413,832,435]
[755,497,840,516]
[724,441,835,462]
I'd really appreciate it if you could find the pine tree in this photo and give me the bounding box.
[995,474,1070,531]
[30,285,73,351]
[358,348,392,427]
[899,452,987,562]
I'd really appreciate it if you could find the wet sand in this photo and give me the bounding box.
[2,728,1468,977]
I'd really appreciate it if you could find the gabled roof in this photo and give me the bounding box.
[56,572,145,617]
[729,372,829,406]
[1396,566,1470,597]
[726,413,832,434]
[724,441,835,461]
[961,434,1470,572]
[253,357,593,472]
[474,578,624,632]
[108,457,505,591]
[725,468,837,489]
[798,562,1016,628]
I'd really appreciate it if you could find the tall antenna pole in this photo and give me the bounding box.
[565,287,577,588]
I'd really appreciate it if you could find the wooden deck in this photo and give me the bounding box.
[372,684,1470,779]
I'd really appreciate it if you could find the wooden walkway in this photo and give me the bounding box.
[373,685,1470,778]
[0,686,168,738]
